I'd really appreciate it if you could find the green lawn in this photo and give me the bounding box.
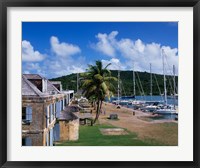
[56,124,153,146]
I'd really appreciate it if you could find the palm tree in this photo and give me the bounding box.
[80,60,117,124]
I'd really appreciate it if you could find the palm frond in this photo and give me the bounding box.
[104,63,111,69]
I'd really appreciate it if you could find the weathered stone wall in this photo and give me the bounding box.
[22,132,43,146]
[59,121,69,141]
[22,94,66,146]
[59,119,79,141]
[69,119,79,141]
[22,102,44,131]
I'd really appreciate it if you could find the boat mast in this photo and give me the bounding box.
[117,70,120,106]
[173,65,176,109]
[133,63,136,97]
[150,63,152,100]
[162,49,167,105]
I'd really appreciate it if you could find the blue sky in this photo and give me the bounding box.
[22,22,178,79]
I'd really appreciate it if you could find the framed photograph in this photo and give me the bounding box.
[0,0,199,167]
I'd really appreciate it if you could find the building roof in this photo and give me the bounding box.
[47,80,60,93]
[23,74,43,80]
[63,106,80,113]
[22,75,43,96]
[22,74,62,97]
[59,111,78,121]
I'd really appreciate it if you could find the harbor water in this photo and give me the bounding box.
[108,95,178,121]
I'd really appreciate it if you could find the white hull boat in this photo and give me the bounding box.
[143,105,158,112]
[156,108,176,114]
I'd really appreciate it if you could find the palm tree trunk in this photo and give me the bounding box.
[100,100,103,111]
[93,101,96,110]
[93,99,100,124]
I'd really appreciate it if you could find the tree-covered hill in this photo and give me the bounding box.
[50,70,178,96]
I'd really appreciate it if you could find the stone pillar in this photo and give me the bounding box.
[69,119,79,141]
[59,119,79,141]
[59,121,69,141]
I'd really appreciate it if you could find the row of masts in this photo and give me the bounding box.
[117,70,120,104]
[117,49,177,107]
[133,63,136,97]
[163,49,167,105]
[162,49,177,106]
[150,63,152,100]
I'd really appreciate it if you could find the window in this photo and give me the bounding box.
[61,100,63,110]
[70,93,73,99]
[50,129,53,146]
[22,106,32,124]
[49,105,52,123]
[49,104,54,123]
[60,101,62,111]
[46,132,49,146]
[22,107,26,120]
[51,104,54,121]
[53,103,56,120]
[22,137,32,146]
[63,99,65,109]
[45,106,49,128]
[53,123,60,142]
[64,98,67,107]
[56,101,60,118]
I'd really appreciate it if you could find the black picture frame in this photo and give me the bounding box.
[0,0,199,167]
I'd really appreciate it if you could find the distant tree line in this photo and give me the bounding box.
[50,70,178,96]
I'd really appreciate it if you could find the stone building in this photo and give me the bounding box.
[58,110,79,141]
[51,81,63,92]
[62,90,74,105]
[22,74,77,146]
[51,81,74,105]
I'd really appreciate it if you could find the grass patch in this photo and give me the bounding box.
[142,122,178,146]
[56,124,153,146]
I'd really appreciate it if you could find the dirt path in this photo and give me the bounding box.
[97,102,178,146]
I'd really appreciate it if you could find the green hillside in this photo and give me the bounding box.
[50,70,178,96]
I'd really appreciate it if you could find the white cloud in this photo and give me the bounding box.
[50,36,81,57]
[92,31,178,74]
[161,46,178,75]
[91,31,118,57]
[135,39,145,53]
[22,40,45,62]
[22,32,178,79]
[101,58,126,70]
[41,55,87,78]
[23,37,85,78]
[25,63,40,70]
[52,64,86,77]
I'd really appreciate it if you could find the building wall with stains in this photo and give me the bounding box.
[59,118,79,141]
[22,95,65,146]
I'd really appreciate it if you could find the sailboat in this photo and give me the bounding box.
[131,63,147,106]
[156,50,176,114]
[143,63,159,112]
[114,66,135,106]
[112,70,124,106]
[167,65,178,99]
